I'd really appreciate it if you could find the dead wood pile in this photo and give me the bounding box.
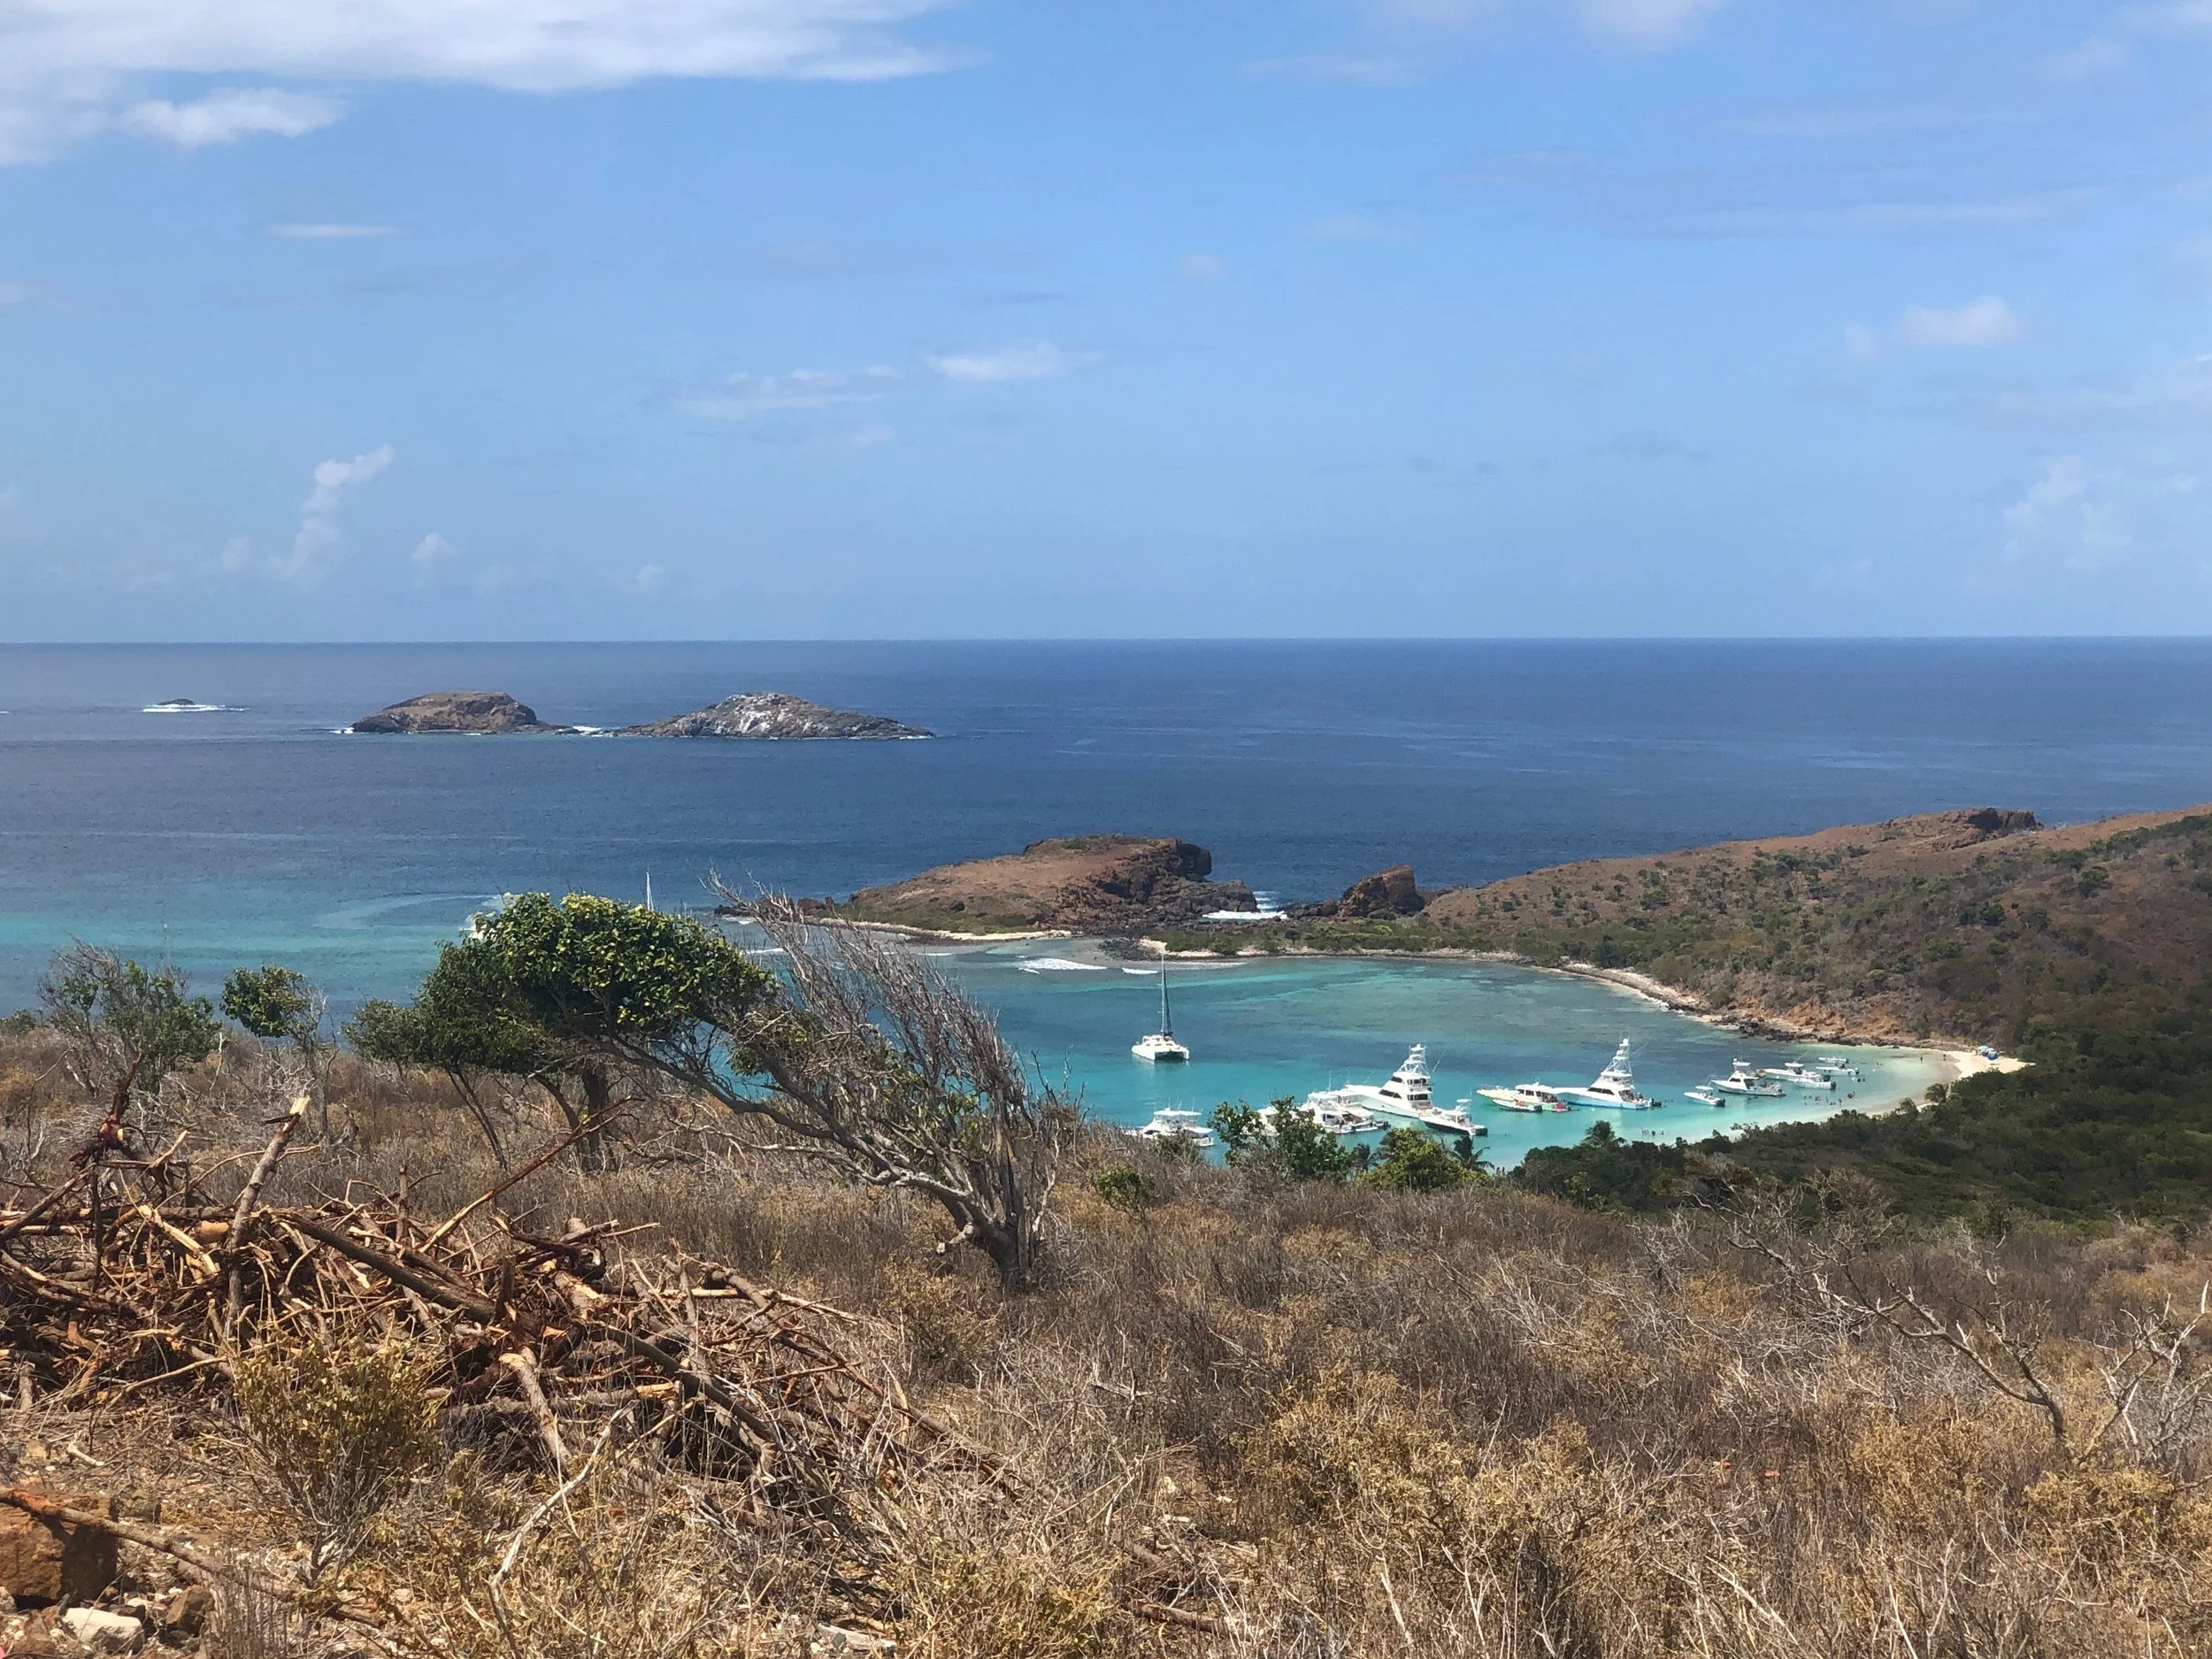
[0,1099,969,1513]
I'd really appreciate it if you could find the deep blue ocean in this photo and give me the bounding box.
[4,640,2208,1150]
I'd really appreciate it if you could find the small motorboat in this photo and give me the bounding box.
[1686,1087,1727,1108]
[1711,1061,1786,1098]
[1132,1108,1213,1148]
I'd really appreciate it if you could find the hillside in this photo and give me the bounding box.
[1216,804,2212,1048]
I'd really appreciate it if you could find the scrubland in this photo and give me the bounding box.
[4,1028,2209,1659]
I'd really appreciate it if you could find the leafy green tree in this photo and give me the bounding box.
[1209,1101,1268,1164]
[1361,1125,1482,1193]
[1208,1097,1356,1182]
[37,945,220,1120]
[223,964,334,1133]
[342,936,579,1167]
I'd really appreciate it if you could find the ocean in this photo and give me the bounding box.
[4,639,2208,1149]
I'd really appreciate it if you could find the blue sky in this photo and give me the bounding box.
[2,0,2210,638]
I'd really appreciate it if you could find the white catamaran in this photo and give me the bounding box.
[1131,949,1191,1063]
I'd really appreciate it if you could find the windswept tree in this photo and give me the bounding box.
[342,947,565,1169]
[451,889,1067,1288]
[223,964,334,1133]
[37,945,221,1131]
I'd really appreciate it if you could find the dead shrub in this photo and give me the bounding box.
[233,1335,440,1581]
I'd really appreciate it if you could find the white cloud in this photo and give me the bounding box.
[634,562,666,593]
[0,281,30,305]
[0,0,967,161]
[1899,296,2023,349]
[267,220,402,240]
[2001,456,2198,576]
[119,88,342,147]
[2041,35,2128,80]
[1178,253,1225,280]
[2004,457,2129,572]
[1572,0,1729,48]
[925,341,1094,383]
[673,365,898,419]
[269,444,393,585]
[411,531,457,572]
[1847,296,2023,357]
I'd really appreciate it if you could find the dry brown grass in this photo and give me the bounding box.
[3,1034,2209,1656]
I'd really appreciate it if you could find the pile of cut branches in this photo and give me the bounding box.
[0,1098,970,1516]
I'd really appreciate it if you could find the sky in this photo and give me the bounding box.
[1,1,2210,639]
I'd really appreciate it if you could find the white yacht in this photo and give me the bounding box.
[1685,1086,1727,1108]
[1712,1060,1786,1098]
[1813,1058,1863,1083]
[1130,950,1190,1064]
[1266,1095,1385,1136]
[1763,1061,1835,1090]
[1559,1040,1660,1110]
[1333,1046,1486,1137]
[1133,1107,1213,1148]
[1478,1082,1575,1114]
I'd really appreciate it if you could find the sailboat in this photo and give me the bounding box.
[1131,948,1191,1063]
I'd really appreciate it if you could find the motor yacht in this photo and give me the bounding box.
[1813,1058,1862,1082]
[1133,1108,1213,1148]
[1712,1061,1786,1098]
[1763,1061,1835,1090]
[1477,1082,1575,1113]
[1265,1095,1386,1136]
[1334,1046,1486,1136]
[1558,1039,1660,1110]
[1131,949,1190,1063]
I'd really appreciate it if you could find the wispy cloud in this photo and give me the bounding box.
[926,341,1095,383]
[268,445,393,586]
[1178,253,1225,280]
[1899,296,2023,349]
[411,531,457,575]
[1572,0,1730,49]
[672,365,899,420]
[1980,353,2212,430]
[0,0,971,163]
[267,221,402,241]
[119,89,344,148]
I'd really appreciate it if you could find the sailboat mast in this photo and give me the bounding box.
[1158,946,1172,1036]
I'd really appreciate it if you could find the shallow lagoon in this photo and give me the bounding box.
[933,940,1948,1166]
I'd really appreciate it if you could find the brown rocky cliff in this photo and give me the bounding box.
[832,836,1256,933]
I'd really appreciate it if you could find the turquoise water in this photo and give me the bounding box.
[931,939,1947,1161]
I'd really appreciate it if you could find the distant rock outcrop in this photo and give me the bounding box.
[349,691,572,734]
[829,836,1256,933]
[1325,864,1427,919]
[624,691,931,741]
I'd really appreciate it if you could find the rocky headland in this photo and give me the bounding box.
[349,691,573,734]
[623,691,931,741]
[826,835,1256,934]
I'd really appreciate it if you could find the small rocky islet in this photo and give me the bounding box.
[348,688,930,739]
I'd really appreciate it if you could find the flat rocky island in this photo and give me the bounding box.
[348,688,926,739]
[827,835,1256,933]
[349,691,574,733]
[623,691,930,740]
